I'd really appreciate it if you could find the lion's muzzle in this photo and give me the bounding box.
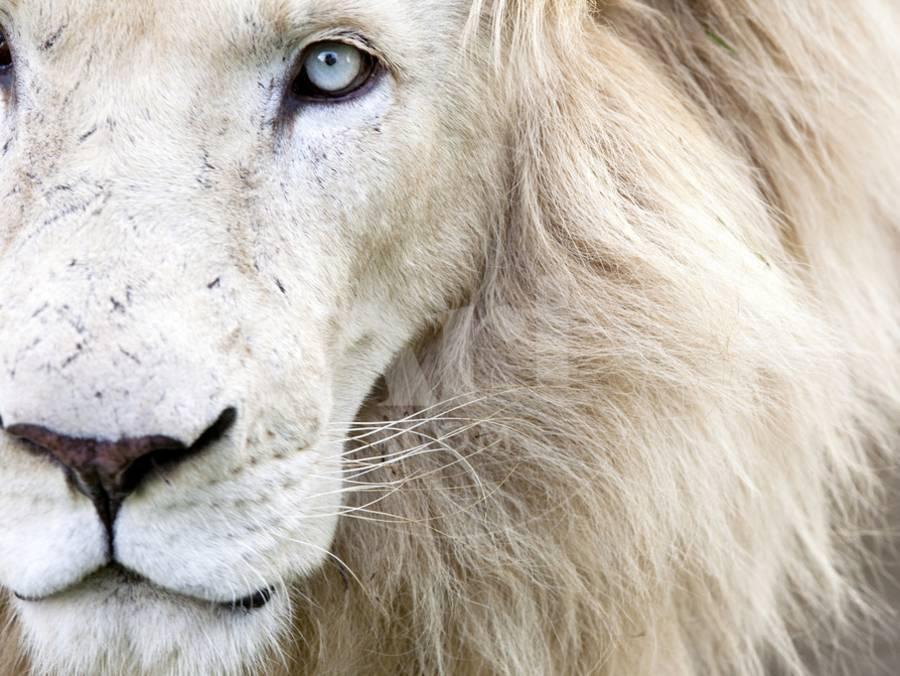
[4,407,236,543]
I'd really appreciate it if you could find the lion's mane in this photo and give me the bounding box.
[3,2,900,675]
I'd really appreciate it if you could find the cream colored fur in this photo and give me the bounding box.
[0,1,898,675]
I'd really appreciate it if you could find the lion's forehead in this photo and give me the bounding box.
[5,0,445,64]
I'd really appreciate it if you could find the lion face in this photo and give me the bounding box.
[0,0,497,672]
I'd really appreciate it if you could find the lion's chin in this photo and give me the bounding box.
[14,567,289,676]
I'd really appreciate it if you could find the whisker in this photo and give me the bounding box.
[275,535,365,592]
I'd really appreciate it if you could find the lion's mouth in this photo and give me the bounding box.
[13,563,275,612]
[227,586,274,611]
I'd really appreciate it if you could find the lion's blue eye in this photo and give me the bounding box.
[293,41,376,101]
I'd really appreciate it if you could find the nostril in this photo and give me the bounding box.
[117,407,238,495]
[191,406,238,455]
[114,439,190,498]
[3,407,238,538]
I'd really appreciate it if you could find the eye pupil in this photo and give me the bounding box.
[322,53,338,67]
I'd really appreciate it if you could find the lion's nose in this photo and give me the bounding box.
[4,408,236,537]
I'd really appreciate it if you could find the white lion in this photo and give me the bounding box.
[0,1,898,675]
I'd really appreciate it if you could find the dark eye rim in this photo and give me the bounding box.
[287,41,382,105]
[0,29,13,78]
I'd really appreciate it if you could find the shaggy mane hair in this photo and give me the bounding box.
[3,2,900,675]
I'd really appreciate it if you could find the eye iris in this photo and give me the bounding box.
[303,42,365,95]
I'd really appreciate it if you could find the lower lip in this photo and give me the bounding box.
[227,587,274,611]
[14,574,276,613]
